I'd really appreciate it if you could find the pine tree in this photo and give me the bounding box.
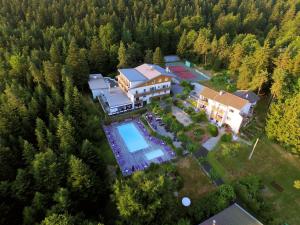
[153,47,164,67]
[194,28,211,65]
[56,113,76,154]
[144,49,153,64]
[250,70,268,94]
[43,61,61,90]
[177,30,187,57]
[117,41,128,68]
[50,42,63,64]
[88,37,107,73]
[65,39,89,88]
[35,118,48,150]
[229,44,244,77]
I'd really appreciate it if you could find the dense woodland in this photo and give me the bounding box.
[0,0,299,224]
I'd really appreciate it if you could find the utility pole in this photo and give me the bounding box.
[248,138,259,160]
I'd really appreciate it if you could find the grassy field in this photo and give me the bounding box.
[200,71,237,92]
[176,156,215,201]
[207,94,300,224]
[208,139,300,225]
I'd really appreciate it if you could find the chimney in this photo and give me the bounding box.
[166,66,170,72]
[245,93,249,99]
[212,220,216,225]
[219,90,224,96]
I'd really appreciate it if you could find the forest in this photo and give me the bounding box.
[0,0,299,224]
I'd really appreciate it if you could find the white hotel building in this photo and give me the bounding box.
[89,64,174,115]
[117,64,174,108]
[191,83,252,134]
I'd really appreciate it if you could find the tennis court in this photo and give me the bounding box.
[166,61,210,81]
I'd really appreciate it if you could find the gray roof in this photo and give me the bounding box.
[199,203,263,225]
[190,83,204,97]
[101,87,132,108]
[88,75,108,90]
[234,90,260,104]
[164,55,180,63]
[118,68,147,82]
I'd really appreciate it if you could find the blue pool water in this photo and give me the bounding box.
[117,122,149,152]
[145,149,164,160]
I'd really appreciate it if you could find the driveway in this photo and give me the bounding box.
[202,127,225,151]
[172,106,193,126]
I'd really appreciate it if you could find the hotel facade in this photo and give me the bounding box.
[117,64,174,108]
[89,64,174,115]
[190,83,251,134]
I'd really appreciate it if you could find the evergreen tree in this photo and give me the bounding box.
[194,28,211,65]
[117,41,128,68]
[229,44,244,77]
[177,30,187,57]
[144,49,153,64]
[88,37,107,73]
[65,39,89,88]
[153,47,165,67]
[56,113,76,154]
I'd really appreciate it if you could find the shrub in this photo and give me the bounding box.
[209,168,220,180]
[220,133,232,142]
[220,142,241,157]
[191,111,207,122]
[208,124,218,137]
[193,128,204,136]
[187,142,199,152]
[185,107,194,115]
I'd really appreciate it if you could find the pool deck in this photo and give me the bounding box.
[103,119,176,176]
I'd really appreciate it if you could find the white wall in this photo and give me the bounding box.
[200,98,246,134]
[91,89,102,99]
[128,81,171,106]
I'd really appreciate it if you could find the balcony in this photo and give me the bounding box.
[198,99,208,106]
[134,87,171,98]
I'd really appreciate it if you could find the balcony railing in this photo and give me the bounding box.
[118,78,129,90]
[198,99,208,106]
[134,87,171,97]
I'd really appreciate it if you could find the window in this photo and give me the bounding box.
[144,89,146,92]
[229,109,234,113]
[135,90,138,94]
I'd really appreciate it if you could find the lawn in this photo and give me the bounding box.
[207,138,300,225]
[176,156,215,201]
[200,71,236,92]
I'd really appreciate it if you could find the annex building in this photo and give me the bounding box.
[190,83,253,134]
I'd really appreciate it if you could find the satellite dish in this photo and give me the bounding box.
[181,197,191,207]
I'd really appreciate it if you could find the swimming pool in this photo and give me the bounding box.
[145,149,164,160]
[117,122,149,152]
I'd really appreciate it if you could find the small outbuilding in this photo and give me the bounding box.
[234,90,260,106]
[198,203,263,225]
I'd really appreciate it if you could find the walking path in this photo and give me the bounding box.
[193,147,224,186]
[202,127,225,151]
[172,106,192,126]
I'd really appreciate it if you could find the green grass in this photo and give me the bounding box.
[200,71,236,92]
[207,138,300,225]
[176,156,215,201]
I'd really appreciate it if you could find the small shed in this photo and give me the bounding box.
[164,55,180,63]
[234,90,260,106]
